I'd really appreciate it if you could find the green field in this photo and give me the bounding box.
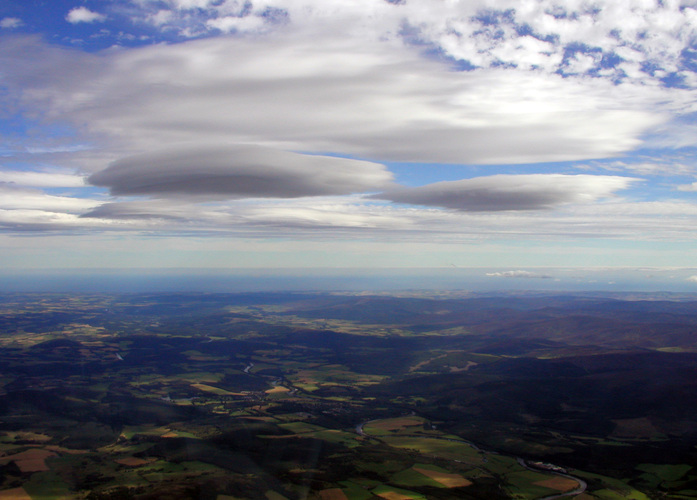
[0,292,691,499]
[390,467,444,488]
[371,484,427,499]
[380,436,483,463]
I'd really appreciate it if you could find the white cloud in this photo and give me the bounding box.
[70,194,697,244]
[0,169,688,244]
[644,117,697,150]
[0,17,23,29]
[0,34,678,170]
[25,145,92,154]
[590,160,695,176]
[116,0,697,88]
[564,52,599,75]
[147,10,175,26]
[486,270,553,279]
[167,0,219,10]
[206,15,266,33]
[0,184,99,213]
[0,208,143,232]
[66,7,106,24]
[0,170,86,188]
[687,275,697,283]
[677,181,697,191]
[370,174,637,211]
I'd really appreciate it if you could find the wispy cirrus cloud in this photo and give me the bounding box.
[677,181,697,192]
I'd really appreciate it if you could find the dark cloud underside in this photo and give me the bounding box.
[369,174,637,211]
[89,145,393,199]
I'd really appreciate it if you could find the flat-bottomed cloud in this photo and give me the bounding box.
[88,145,393,198]
[369,174,637,211]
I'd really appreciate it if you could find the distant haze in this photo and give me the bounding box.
[2,268,697,294]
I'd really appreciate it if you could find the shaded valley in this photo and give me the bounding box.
[0,292,694,499]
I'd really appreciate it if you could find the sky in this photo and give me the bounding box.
[2,0,697,290]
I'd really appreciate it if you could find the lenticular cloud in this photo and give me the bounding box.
[369,174,637,211]
[88,145,393,199]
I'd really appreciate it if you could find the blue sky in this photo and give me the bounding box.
[2,0,697,289]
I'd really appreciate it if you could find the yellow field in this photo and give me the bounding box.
[0,449,57,472]
[381,436,482,463]
[412,467,472,487]
[318,488,349,500]
[374,491,414,500]
[115,457,157,467]
[191,383,237,395]
[161,431,181,438]
[177,371,223,383]
[449,361,478,372]
[266,386,290,394]
[408,354,447,372]
[44,445,88,455]
[289,367,386,390]
[265,491,288,500]
[0,432,51,443]
[0,487,32,500]
[188,354,227,361]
